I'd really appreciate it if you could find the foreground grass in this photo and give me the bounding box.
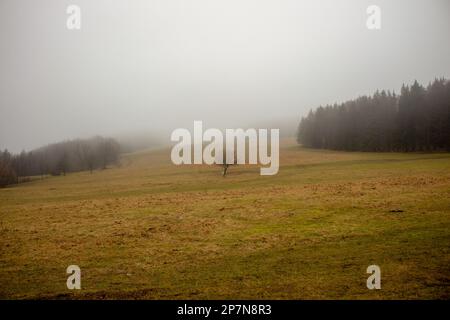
[0,143,449,299]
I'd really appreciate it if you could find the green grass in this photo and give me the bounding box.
[0,143,449,299]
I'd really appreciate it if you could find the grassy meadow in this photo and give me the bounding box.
[1,140,449,299]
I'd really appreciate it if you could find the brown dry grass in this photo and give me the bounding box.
[0,142,449,299]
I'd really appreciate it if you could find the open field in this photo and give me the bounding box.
[1,141,449,299]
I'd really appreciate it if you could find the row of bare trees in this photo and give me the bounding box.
[0,136,121,187]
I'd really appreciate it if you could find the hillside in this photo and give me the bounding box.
[1,140,449,299]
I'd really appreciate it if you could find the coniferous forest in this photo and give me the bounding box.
[297,79,450,152]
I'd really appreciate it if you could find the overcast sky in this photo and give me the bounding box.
[1,0,449,152]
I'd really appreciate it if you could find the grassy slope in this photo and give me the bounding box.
[0,141,449,299]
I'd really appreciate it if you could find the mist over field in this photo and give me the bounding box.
[1,0,450,152]
[1,0,450,302]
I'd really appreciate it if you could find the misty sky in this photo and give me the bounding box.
[1,0,450,152]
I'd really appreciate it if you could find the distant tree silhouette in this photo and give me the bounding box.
[0,150,17,187]
[297,79,450,152]
[0,136,121,187]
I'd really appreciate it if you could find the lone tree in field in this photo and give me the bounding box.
[220,148,237,177]
[222,163,230,176]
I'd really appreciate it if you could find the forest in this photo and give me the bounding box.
[0,136,120,187]
[297,79,450,152]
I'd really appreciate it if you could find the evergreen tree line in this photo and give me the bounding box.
[297,78,450,152]
[0,136,121,187]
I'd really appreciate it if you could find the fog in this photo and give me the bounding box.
[1,0,449,152]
